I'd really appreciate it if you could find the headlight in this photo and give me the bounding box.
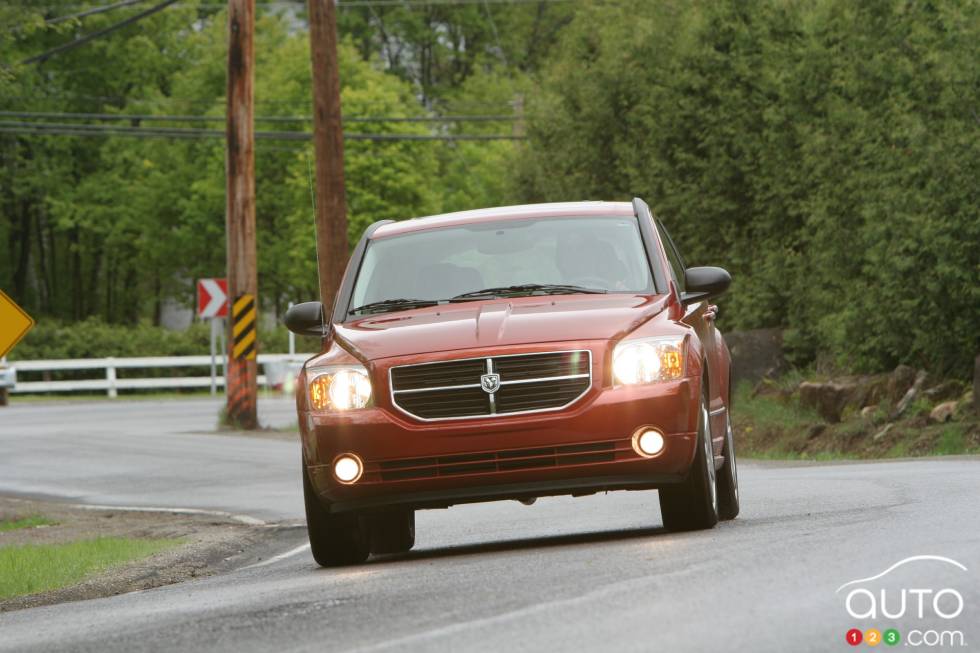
[307,365,372,411]
[612,336,685,385]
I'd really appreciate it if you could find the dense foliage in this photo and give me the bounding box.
[12,319,315,360]
[1,0,977,377]
[517,0,979,377]
[1,0,542,324]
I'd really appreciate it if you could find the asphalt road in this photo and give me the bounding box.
[0,397,301,521]
[1,399,978,652]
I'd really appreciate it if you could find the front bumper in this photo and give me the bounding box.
[300,370,701,513]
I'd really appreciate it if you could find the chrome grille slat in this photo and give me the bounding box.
[393,382,483,394]
[389,350,592,421]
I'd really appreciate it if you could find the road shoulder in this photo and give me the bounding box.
[0,496,303,613]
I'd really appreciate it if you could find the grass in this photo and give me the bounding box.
[906,396,933,418]
[0,515,56,533]
[0,537,181,600]
[733,381,817,428]
[886,440,909,458]
[933,424,970,456]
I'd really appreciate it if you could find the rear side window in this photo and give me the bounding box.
[655,219,686,292]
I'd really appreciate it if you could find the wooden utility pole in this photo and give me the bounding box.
[225,0,258,429]
[307,0,349,311]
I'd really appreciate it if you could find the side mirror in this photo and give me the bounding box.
[680,266,731,305]
[284,301,327,336]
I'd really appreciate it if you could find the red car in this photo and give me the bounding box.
[285,199,739,566]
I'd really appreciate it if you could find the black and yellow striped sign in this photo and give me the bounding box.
[231,293,257,360]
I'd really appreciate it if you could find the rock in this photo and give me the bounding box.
[725,328,786,385]
[854,374,890,407]
[872,423,894,441]
[923,380,963,403]
[861,405,878,419]
[886,365,917,403]
[929,401,957,424]
[890,370,928,420]
[797,376,886,423]
[799,381,852,423]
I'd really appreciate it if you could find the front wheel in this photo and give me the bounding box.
[369,510,415,555]
[717,410,740,520]
[659,389,719,532]
[303,465,370,567]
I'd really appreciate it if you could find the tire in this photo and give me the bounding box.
[659,384,719,532]
[717,409,740,521]
[303,465,370,567]
[369,510,416,555]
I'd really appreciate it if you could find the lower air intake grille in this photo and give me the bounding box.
[378,441,618,481]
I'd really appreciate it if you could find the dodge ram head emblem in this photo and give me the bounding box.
[480,373,501,393]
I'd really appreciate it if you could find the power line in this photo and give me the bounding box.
[46,0,149,25]
[3,91,516,110]
[21,0,179,65]
[0,119,525,141]
[35,0,570,10]
[0,110,518,124]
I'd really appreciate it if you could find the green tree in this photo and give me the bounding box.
[1,4,446,324]
[338,1,572,103]
[517,0,980,377]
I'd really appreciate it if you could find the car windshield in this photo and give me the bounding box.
[349,216,655,312]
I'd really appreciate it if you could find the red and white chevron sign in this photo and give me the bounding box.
[197,278,228,318]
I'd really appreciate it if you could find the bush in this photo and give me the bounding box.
[7,319,318,361]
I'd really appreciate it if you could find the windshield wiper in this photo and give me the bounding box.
[349,298,442,315]
[451,284,608,301]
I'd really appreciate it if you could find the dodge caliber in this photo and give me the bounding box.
[284,199,739,566]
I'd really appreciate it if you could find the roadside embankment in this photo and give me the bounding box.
[733,365,978,459]
[0,497,302,612]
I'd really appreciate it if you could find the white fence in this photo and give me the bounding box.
[4,354,310,397]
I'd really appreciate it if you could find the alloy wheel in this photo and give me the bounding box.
[726,414,739,504]
[701,402,717,513]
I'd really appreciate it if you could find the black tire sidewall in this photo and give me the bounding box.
[717,412,740,520]
[303,464,371,566]
[659,383,719,531]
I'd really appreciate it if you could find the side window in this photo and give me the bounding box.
[655,219,686,292]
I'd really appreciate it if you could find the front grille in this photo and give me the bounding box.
[389,350,592,420]
[390,359,486,391]
[376,440,619,482]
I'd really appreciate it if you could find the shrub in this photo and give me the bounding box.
[7,319,319,361]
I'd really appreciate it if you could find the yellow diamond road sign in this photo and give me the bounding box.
[0,289,35,358]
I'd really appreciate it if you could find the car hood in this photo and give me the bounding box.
[334,294,669,361]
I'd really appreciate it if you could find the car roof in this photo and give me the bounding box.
[371,201,636,239]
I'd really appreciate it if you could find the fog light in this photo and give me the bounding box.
[632,428,665,458]
[333,454,363,484]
